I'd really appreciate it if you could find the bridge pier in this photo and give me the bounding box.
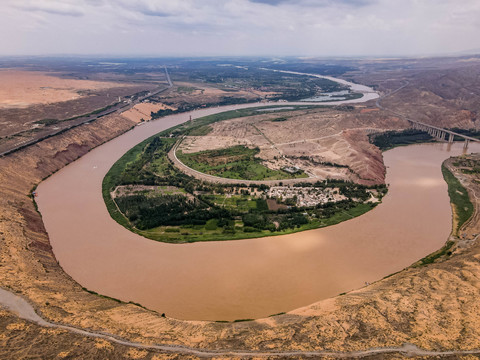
[448,133,454,143]
[464,139,470,149]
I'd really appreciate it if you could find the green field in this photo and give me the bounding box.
[442,164,474,235]
[201,194,266,212]
[177,145,308,181]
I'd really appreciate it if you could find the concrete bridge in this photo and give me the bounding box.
[407,119,480,148]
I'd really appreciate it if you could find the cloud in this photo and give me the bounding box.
[13,0,85,17]
[116,0,196,18]
[2,0,480,57]
[249,0,373,7]
[249,0,291,4]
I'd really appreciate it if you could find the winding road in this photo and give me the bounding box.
[1,287,480,358]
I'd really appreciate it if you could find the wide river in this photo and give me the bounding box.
[36,79,479,321]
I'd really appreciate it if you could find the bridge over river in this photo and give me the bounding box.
[408,119,480,148]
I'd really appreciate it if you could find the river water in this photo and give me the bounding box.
[37,116,479,321]
[36,75,478,321]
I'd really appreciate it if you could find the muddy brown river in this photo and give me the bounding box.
[36,88,479,320]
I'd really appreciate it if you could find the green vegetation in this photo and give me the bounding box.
[201,194,266,212]
[34,118,61,125]
[452,157,480,175]
[416,241,454,267]
[137,200,378,243]
[447,128,480,140]
[177,86,197,94]
[103,107,386,243]
[442,163,474,235]
[187,125,212,136]
[268,312,286,317]
[177,145,307,181]
[369,129,435,150]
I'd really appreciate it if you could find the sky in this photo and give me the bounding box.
[2,0,480,57]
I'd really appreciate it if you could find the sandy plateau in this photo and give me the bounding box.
[121,102,176,123]
[0,70,133,109]
[0,69,157,154]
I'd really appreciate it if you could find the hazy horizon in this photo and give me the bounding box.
[2,0,480,58]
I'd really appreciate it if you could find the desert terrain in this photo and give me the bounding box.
[121,102,176,123]
[3,57,480,358]
[0,68,164,155]
[0,70,133,109]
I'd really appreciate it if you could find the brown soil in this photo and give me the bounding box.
[360,108,380,113]
[122,103,176,123]
[266,199,288,211]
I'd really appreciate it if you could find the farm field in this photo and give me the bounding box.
[177,145,308,181]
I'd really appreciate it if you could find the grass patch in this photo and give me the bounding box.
[177,86,197,94]
[442,164,474,235]
[188,125,212,136]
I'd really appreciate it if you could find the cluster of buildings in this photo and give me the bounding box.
[266,186,346,208]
